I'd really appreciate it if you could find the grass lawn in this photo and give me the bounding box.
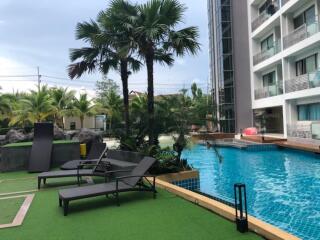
[3,140,79,148]
[0,197,25,224]
[0,172,263,240]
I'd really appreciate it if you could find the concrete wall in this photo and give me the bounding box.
[233,0,253,132]
[63,116,95,130]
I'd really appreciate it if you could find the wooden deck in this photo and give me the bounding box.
[276,141,320,154]
[241,135,286,143]
[191,133,235,141]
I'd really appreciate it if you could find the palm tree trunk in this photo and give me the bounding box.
[146,51,155,145]
[80,116,84,129]
[120,60,130,137]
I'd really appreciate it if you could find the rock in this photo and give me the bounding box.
[75,128,102,144]
[53,125,66,140]
[25,132,34,141]
[5,129,26,143]
[65,130,78,140]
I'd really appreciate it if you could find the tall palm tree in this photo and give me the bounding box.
[68,94,96,129]
[68,0,141,136]
[49,87,75,129]
[131,0,200,145]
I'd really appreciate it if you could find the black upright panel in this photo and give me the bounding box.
[28,123,53,173]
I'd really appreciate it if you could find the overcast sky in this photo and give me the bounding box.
[0,0,209,96]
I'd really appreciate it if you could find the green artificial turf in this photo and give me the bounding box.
[0,172,263,240]
[0,197,25,224]
[3,140,79,148]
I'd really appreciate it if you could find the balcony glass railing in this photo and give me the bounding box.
[253,40,281,65]
[288,122,320,140]
[311,122,320,140]
[282,0,291,6]
[285,70,320,93]
[251,1,280,32]
[283,20,320,49]
[254,83,283,100]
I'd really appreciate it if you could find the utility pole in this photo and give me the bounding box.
[37,66,41,89]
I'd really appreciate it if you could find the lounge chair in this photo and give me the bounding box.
[60,149,143,170]
[60,142,106,170]
[29,123,54,173]
[38,148,113,189]
[58,157,157,216]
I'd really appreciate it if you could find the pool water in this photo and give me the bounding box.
[182,144,320,240]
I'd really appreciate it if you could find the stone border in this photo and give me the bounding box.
[0,194,34,229]
[154,178,300,240]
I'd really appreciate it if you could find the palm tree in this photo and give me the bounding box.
[49,87,75,129]
[131,0,200,145]
[10,85,54,126]
[68,93,96,129]
[99,89,122,132]
[0,94,12,120]
[68,0,141,136]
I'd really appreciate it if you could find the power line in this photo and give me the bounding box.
[0,75,37,78]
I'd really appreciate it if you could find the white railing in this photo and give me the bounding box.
[253,40,281,65]
[285,70,320,93]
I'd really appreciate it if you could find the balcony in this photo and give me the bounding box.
[254,83,283,100]
[253,40,281,65]
[283,20,320,49]
[251,1,279,32]
[285,70,320,93]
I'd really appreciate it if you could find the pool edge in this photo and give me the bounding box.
[153,178,300,240]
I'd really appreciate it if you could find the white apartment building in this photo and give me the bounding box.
[248,0,320,144]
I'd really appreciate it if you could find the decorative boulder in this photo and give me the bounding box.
[5,129,26,143]
[75,128,102,144]
[65,130,78,140]
[25,132,34,141]
[53,125,66,140]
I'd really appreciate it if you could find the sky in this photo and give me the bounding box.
[0,0,209,97]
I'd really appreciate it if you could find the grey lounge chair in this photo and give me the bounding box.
[60,149,143,170]
[38,148,112,189]
[58,157,157,216]
[29,123,54,173]
[60,142,107,170]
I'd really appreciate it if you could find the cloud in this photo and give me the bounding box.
[0,0,209,95]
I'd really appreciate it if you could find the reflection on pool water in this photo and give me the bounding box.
[182,144,320,240]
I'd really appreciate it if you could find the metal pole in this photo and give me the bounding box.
[37,66,41,89]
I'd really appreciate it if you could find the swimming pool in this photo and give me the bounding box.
[182,144,320,240]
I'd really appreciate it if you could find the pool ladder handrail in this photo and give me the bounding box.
[212,144,223,162]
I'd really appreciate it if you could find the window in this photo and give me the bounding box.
[259,0,271,14]
[293,5,315,29]
[223,55,233,70]
[70,122,76,130]
[262,71,276,87]
[222,38,232,54]
[298,103,320,121]
[296,54,318,76]
[261,34,274,52]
